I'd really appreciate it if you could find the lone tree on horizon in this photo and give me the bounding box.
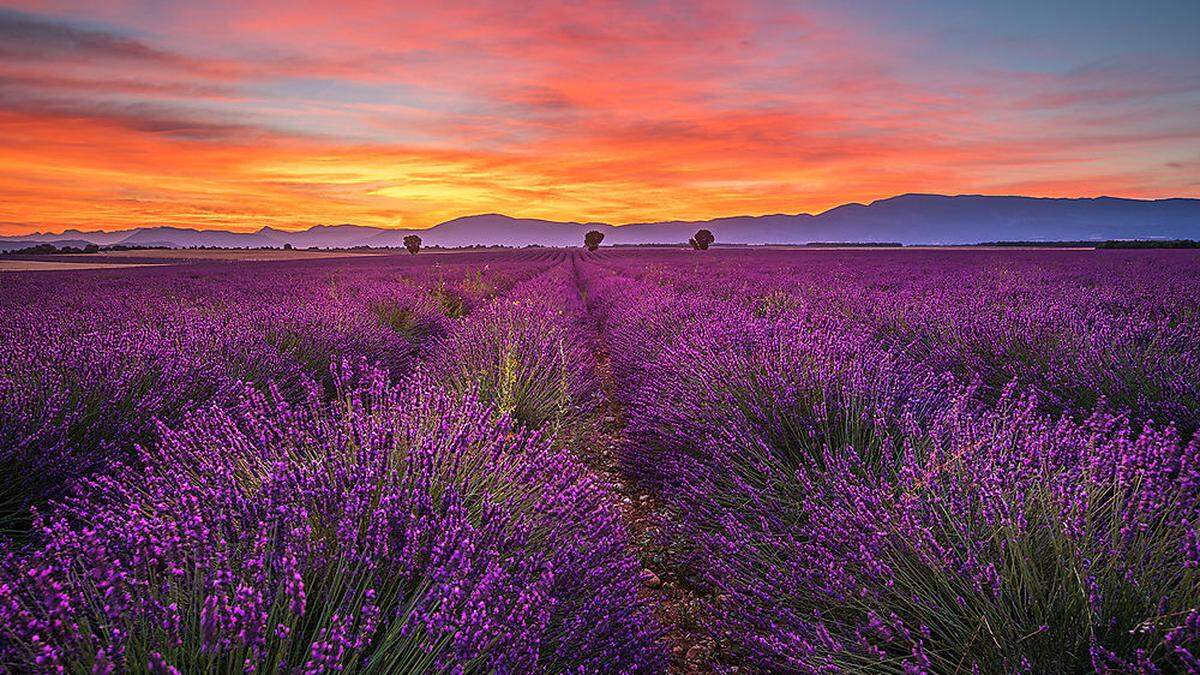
[404,234,422,254]
[689,229,715,250]
[584,230,605,251]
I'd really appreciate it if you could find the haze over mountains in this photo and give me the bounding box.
[3,194,1198,251]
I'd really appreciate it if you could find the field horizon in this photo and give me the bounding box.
[4,193,1199,251]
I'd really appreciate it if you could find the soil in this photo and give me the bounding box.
[569,256,721,672]
[0,260,167,272]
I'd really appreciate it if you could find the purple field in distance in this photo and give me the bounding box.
[1,248,1198,672]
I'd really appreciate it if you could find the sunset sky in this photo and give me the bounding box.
[0,0,1197,235]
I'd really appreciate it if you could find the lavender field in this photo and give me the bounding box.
[1,248,1198,672]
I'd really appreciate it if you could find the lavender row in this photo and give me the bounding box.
[581,250,1200,671]
[427,258,599,432]
[597,248,1200,432]
[0,363,664,671]
[0,253,553,534]
[0,253,667,671]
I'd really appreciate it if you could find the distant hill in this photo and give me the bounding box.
[4,194,1197,249]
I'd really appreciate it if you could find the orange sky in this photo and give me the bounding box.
[0,1,1197,235]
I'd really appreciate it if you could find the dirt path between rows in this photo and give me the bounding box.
[569,255,722,672]
[590,350,718,672]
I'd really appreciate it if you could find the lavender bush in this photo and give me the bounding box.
[0,362,665,672]
[430,264,597,431]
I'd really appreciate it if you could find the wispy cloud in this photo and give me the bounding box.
[0,0,1196,234]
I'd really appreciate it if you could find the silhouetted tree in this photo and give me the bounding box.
[689,229,715,250]
[283,243,293,250]
[584,230,605,251]
[404,234,422,255]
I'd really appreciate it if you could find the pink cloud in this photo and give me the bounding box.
[0,0,1195,235]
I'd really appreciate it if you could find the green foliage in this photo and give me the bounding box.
[843,467,1200,671]
[689,229,715,250]
[403,235,422,254]
[584,230,605,251]
[370,301,425,342]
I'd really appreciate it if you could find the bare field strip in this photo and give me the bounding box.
[0,260,168,272]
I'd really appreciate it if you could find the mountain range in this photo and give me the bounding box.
[2,194,1197,252]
